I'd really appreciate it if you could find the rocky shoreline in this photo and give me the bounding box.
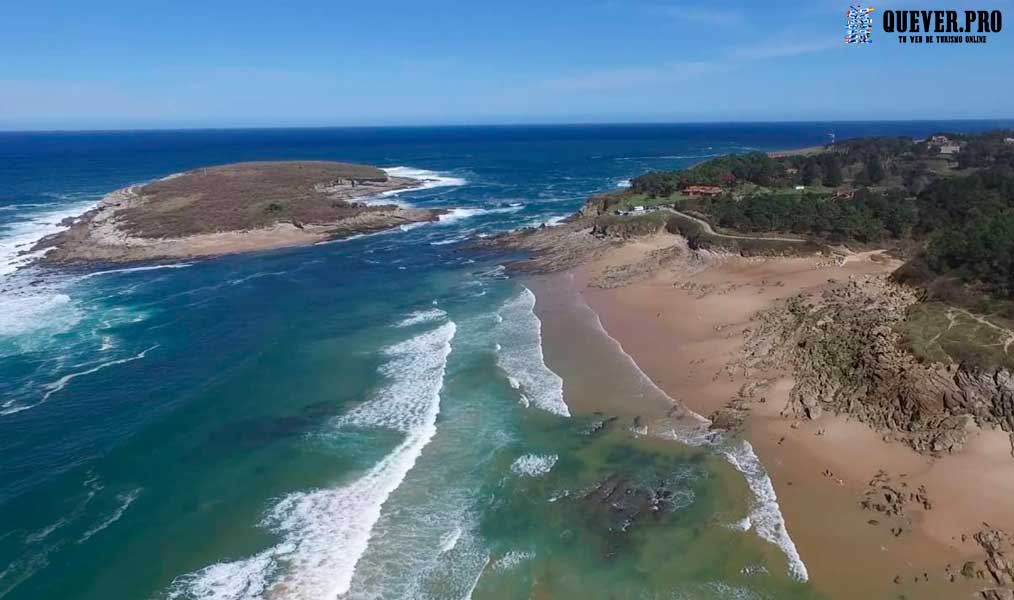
[725,274,1014,457]
[496,194,1014,460]
[33,161,445,265]
[499,191,1014,598]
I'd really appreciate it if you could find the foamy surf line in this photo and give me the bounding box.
[0,199,100,277]
[1,176,188,279]
[395,307,447,328]
[556,283,808,582]
[354,166,467,207]
[493,287,570,417]
[0,344,159,417]
[166,321,456,600]
[80,263,193,279]
[436,205,522,226]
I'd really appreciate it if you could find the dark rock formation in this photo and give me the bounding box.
[736,275,1014,455]
[974,529,1014,598]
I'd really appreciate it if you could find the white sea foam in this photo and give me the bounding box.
[0,288,80,339]
[166,322,456,600]
[493,288,569,417]
[0,344,158,416]
[361,166,467,206]
[438,526,463,554]
[80,263,193,279]
[25,519,70,544]
[398,222,427,233]
[727,516,753,532]
[491,550,534,572]
[168,555,277,600]
[0,199,98,277]
[78,488,142,543]
[579,296,712,440]
[510,454,558,477]
[463,556,490,600]
[382,166,467,192]
[519,214,568,229]
[436,206,522,226]
[395,307,447,328]
[575,291,806,580]
[616,179,632,188]
[429,235,470,246]
[718,440,808,582]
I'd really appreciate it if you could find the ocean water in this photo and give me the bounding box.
[1,122,1011,600]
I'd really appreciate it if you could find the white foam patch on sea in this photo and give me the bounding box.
[510,454,558,477]
[395,308,447,328]
[80,263,193,279]
[436,206,522,226]
[493,288,569,417]
[166,321,456,600]
[0,199,100,350]
[491,550,534,572]
[0,285,81,340]
[0,198,99,277]
[362,166,467,206]
[439,526,463,553]
[1,344,159,416]
[78,488,142,543]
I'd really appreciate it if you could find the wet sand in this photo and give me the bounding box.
[531,231,1014,599]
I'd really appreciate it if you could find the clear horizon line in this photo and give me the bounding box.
[2,117,1014,135]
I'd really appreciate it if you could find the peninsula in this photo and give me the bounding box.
[35,161,443,264]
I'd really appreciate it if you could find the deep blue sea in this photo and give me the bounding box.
[1,122,1010,600]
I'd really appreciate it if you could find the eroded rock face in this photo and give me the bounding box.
[738,275,1014,455]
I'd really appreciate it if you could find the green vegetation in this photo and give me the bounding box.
[625,130,1014,299]
[610,192,684,212]
[701,188,915,243]
[592,210,671,238]
[898,302,1014,370]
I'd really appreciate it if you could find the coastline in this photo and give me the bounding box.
[30,163,448,267]
[528,231,1014,599]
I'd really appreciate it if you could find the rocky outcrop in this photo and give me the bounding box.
[960,528,1014,598]
[478,217,617,273]
[591,212,670,239]
[859,470,931,517]
[735,275,1014,455]
[580,193,624,218]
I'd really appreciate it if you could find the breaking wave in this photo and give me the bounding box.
[510,454,558,477]
[395,308,447,328]
[493,288,569,417]
[166,321,456,600]
[577,292,807,581]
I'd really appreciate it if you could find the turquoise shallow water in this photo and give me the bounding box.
[2,123,1012,599]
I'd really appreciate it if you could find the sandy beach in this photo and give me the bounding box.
[530,231,1014,599]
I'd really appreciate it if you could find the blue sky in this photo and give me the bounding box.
[1,0,1011,129]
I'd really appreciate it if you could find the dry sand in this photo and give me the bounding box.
[532,231,1014,599]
